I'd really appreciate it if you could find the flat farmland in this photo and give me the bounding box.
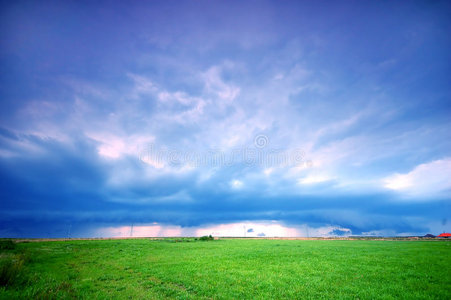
[1,238,450,299]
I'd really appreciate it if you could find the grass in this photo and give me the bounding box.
[0,238,450,299]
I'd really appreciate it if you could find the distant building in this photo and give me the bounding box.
[437,233,451,238]
[424,234,435,238]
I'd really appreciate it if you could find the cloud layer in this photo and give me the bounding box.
[0,1,450,237]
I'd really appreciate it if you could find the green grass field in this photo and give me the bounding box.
[1,238,450,299]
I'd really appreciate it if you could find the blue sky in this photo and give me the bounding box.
[0,0,450,237]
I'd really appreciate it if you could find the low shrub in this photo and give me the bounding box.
[0,240,16,251]
[199,235,214,241]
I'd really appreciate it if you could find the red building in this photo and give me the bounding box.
[437,233,451,238]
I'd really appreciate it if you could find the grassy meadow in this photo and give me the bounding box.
[0,238,450,299]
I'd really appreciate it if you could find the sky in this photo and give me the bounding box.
[0,0,450,238]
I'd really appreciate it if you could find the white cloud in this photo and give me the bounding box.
[95,222,355,238]
[195,222,299,237]
[88,132,155,160]
[298,174,332,185]
[383,158,451,199]
[230,179,243,189]
[127,73,207,124]
[263,168,274,175]
[127,73,157,96]
[96,224,182,237]
[203,66,240,102]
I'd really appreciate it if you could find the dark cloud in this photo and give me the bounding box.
[330,229,350,236]
[0,131,448,237]
[0,133,444,237]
